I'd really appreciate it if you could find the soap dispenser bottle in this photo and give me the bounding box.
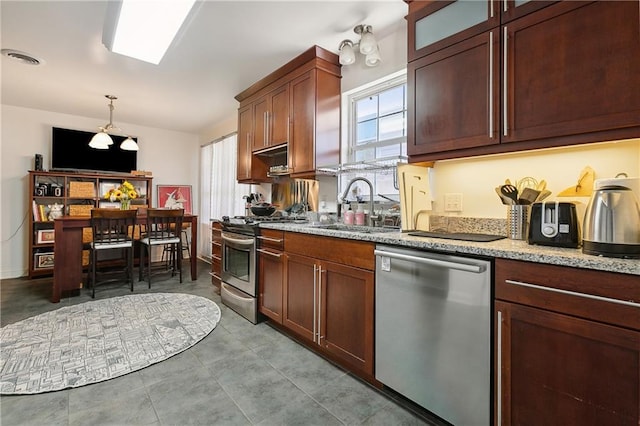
[355,205,365,225]
[343,205,355,225]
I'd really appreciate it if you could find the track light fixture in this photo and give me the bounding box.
[338,24,381,67]
[89,95,139,151]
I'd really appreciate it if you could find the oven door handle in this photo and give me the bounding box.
[222,235,255,246]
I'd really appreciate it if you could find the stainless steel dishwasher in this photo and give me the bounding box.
[375,245,491,426]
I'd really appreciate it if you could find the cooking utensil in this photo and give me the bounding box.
[500,184,518,205]
[535,190,552,202]
[517,188,541,205]
[516,176,538,193]
[536,180,547,192]
[250,203,276,216]
[495,186,512,205]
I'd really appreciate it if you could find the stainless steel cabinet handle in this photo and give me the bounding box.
[256,248,282,258]
[318,266,323,344]
[374,250,486,273]
[263,111,267,146]
[490,0,494,18]
[497,309,503,426]
[489,30,494,138]
[505,279,640,308]
[503,0,508,13]
[503,26,508,137]
[313,264,318,344]
[256,236,284,243]
[245,134,251,178]
[221,234,254,246]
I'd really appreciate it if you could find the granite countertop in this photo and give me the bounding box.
[260,222,640,276]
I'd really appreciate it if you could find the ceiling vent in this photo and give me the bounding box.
[1,49,43,66]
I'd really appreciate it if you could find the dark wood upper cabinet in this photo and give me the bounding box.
[235,46,341,182]
[503,1,640,144]
[407,0,640,162]
[408,29,500,155]
[252,84,290,151]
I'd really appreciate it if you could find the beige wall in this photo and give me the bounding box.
[1,104,199,279]
[430,139,640,219]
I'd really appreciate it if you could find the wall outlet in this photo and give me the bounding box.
[444,193,463,212]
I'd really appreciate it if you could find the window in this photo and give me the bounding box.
[341,72,407,203]
[349,74,407,163]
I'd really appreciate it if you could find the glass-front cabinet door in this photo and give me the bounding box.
[407,0,554,62]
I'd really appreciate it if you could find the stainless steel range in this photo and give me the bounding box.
[219,215,306,323]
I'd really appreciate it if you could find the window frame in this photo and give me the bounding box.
[345,72,408,163]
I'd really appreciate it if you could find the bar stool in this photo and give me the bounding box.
[88,208,138,298]
[161,223,190,267]
[139,208,184,287]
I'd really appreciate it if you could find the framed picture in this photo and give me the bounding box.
[157,185,192,214]
[35,252,54,269]
[99,182,118,198]
[36,229,55,244]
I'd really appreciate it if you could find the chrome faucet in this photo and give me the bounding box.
[339,177,377,226]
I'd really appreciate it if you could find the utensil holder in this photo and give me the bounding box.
[507,205,529,240]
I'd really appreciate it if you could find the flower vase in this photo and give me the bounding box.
[121,200,130,210]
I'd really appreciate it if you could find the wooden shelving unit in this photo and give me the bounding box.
[27,170,153,278]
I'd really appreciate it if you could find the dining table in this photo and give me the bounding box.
[52,213,198,303]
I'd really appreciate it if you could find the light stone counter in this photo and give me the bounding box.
[261,222,640,276]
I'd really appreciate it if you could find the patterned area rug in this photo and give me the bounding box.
[0,293,221,395]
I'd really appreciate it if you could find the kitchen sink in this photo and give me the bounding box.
[311,224,400,234]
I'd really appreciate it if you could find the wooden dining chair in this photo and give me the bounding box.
[139,208,184,287]
[88,208,138,298]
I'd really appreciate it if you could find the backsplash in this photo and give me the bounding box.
[429,215,508,236]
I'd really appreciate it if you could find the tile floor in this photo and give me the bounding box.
[0,260,442,426]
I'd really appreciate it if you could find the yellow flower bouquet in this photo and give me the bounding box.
[104,180,138,210]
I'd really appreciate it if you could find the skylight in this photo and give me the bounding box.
[105,0,196,65]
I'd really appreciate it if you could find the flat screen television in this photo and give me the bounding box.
[51,127,137,174]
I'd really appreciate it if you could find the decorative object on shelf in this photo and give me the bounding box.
[89,95,139,151]
[338,24,381,67]
[157,185,192,214]
[34,252,54,269]
[103,180,138,210]
[47,203,64,221]
[36,229,55,244]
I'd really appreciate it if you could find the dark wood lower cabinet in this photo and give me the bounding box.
[320,260,374,376]
[261,232,376,379]
[283,252,374,376]
[283,252,317,342]
[495,259,640,425]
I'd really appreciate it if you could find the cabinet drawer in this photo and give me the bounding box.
[284,232,375,271]
[257,229,284,250]
[495,259,640,330]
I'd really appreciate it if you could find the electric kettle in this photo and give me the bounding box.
[582,185,640,258]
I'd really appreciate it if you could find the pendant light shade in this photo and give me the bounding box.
[120,136,139,151]
[89,130,113,149]
[365,46,382,67]
[338,40,356,65]
[358,26,376,55]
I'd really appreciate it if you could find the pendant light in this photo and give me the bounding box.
[89,95,139,151]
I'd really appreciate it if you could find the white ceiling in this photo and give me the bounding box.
[1,0,407,135]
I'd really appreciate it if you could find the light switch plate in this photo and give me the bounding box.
[444,193,463,212]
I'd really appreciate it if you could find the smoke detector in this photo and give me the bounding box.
[1,49,44,66]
